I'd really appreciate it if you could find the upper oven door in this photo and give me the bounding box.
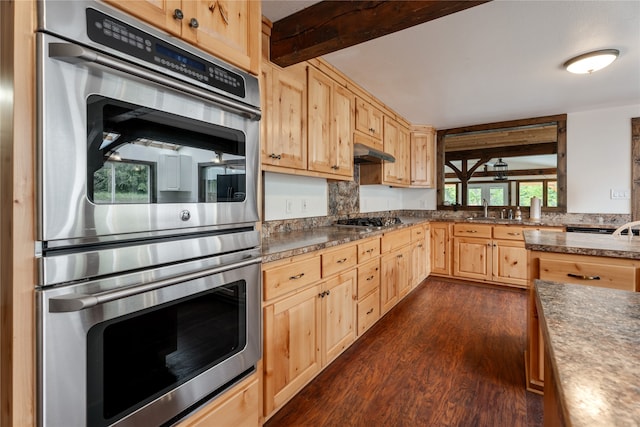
[37,32,259,245]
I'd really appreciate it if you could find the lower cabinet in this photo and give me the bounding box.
[262,224,428,420]
[380,237,412,312]
[177,372,260,427]
[263,284,322,416]
[430,222,452,276]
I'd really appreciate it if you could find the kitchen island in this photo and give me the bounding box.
[523,229,640,395]
[535,280,640,426]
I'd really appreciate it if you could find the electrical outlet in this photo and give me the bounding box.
[301,199,308,213]
[286,199,293,214]
[611,189,631,199]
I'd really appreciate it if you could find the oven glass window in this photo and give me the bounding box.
[87,96,246,204]
[86,280,247,427]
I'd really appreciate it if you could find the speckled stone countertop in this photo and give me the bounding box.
[535,280,640,427]
[262,217,428,262]
[523,229,640,259]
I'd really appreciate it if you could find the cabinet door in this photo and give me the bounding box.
[430,223,451,276]
[181,0,260,74]
[411,237,428,288]
[380,251,399,314]
[262,63,307,170]
[396,245,412,298]
[104,0,182,37]
[383,117,410,185]
[492,239,528,287]
[354,97,383,145]
[331,84,354,177]
[263,285,321,417]
[410,127,435,188]
[322,270,357,365]
[453,236,491,281]
[307,68,333,174]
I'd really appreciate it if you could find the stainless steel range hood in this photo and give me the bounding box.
[353,143,395,164]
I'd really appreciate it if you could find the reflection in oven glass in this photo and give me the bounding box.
[86,281,246,426]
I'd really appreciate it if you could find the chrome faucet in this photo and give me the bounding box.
[483,199,488,217]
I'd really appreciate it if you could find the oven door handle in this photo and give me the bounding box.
[47,42,261,120]
[48,257,261,313]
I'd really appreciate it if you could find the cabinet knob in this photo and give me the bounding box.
[331,165,339,170]
[189,18,200,28]
[173,9,184,20]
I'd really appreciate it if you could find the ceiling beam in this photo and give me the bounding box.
[270,0,492,67]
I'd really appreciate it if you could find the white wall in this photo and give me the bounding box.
[263,172,327,220]
[567,103,640,213]
[262,103,640,220]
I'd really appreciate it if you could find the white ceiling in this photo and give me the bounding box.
[261,0,640,130]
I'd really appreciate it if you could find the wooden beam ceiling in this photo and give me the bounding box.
[270,0,492,67]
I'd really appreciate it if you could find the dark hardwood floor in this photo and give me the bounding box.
[264,277,543,427]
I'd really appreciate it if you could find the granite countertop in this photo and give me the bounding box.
[523,229,640,259]
[262,217,428,262]
[535,280,640,427]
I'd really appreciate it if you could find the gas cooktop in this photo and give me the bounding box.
[335,217,402,228]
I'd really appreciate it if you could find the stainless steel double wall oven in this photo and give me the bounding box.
[36,1,261,426]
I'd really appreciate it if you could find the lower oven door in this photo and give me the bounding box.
[37,251,261,427]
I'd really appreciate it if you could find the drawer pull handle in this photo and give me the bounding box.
[367,275,375,281]
[366,308,374,315]
[507,232,521,236]
[567,273,601,280]
[269,153,282,159]
[397,254,403,258]
[466,230,478,233]
[366,248,374,253]
[289,273,305,280]
[337,258,348,264]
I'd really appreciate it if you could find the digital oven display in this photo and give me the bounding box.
[156,44,206,72]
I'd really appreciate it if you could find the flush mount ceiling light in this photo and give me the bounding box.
[563,49,620,74]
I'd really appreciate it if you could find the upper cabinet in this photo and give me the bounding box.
[261,61,307,171]
[354,97,383,151]
[383,117,411,186]
[410,125,436,188]
[307,66,354,179]
[104,0,260,75]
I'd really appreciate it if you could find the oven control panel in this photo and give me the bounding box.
[86,8,245,98]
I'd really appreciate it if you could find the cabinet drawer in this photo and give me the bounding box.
[381,228,412,253]
[263,257,322,300]
[411,225,427,242]
[357,258,380,298]
[539,257,638,291]
[178,375,259,427]
[358,237,380,263]
[493,225,526,241]
[453,223,492,238]
[322,244,358,277]
[357,289,380,336]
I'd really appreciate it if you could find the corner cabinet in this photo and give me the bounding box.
[261,61,308,171]
[104,0,261,74]
[307,66,354,179]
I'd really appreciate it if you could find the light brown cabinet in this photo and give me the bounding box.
[261,61,307,171]
[177,372,259,427]
[307,67,354,179]
[430,222,452,276]
[410,126,436,188]
[411,224,430,288]
[380,228,413,312]
[104,0,260,74]
[526,250,640,393]
[354,96,383,149]
[383,117,410,186]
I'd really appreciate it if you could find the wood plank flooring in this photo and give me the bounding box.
[264,277,543,427]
